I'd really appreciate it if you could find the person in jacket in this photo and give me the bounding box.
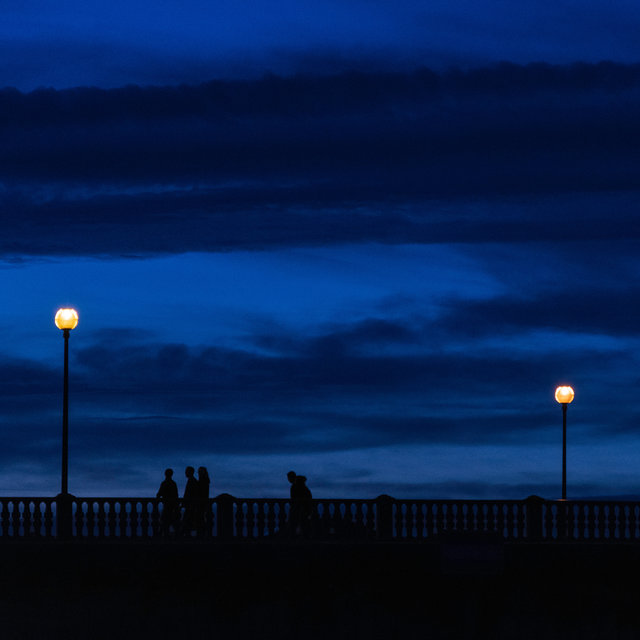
[197,466,211,536]
[156,468,179,537]
[182,466,199,535]
[287,470,313,537]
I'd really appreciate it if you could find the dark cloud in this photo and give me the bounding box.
[1,63,640,257]
[435,286,640,338]
[0,308,633,471]
[3,62,640,126]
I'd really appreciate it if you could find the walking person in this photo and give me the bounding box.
[197,466,211,536]
[287,470,313,538]
[156,468,179,537]
[182,466,199,536]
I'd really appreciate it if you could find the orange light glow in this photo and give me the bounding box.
[555,385,575,404]
[55,308,79,330]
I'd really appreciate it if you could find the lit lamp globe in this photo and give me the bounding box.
[55,308,79,331]
[555,385,575,405]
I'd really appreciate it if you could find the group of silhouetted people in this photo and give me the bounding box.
[156,466,210,537]
[156,467,312,538]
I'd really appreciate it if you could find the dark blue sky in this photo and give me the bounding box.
[1,1,640,499]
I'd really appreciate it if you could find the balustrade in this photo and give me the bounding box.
[0,498,56,538]
[0,496,639,542]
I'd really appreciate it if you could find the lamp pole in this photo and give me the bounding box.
[62,327,69,494]
[555,385,575,500]
[55,308,78,495]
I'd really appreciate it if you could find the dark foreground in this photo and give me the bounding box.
[1,539,639,639]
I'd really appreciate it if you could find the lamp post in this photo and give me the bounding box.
[555,385,575,500]
[55,308,78,495]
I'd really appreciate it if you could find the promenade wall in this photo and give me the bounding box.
[0,539,638,639]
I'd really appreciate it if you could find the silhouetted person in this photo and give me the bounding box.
[197,466,211,536]
[182,466,199,535]
[156,468,179,537]
[287,470,313,537]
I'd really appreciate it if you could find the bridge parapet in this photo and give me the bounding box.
[0,495,638,541]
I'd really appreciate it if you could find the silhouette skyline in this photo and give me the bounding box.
[1,3,640,500]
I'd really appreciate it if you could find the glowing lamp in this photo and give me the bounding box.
[554,386,575,405]
[55,308,79,331]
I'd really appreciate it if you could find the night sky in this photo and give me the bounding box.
[2,1,640,499]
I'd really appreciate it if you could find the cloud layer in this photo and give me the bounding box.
[1,63,640,257]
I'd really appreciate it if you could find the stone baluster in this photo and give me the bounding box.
[84,501,96,538]
[373,501,382,537]
[627,504,638,540]
[422,502,433,538]
[330,501,342,537]
[32,501,43,537]
[506,502,515,538]
[608,505,617,540]
[255,501,265,538]
[597,504,606,539]
[587,503,597,539]
[150,500,160,537]
[117,500,127,538]
[564,502,574,541]
[72,501,83,538]
[329,500,340,538]
[364,502,375,538]
[411,502,421,538]
[575,503,586,540]
[476,503,485,535]
[489,503,499,537]
[245,501,256,539]
[596,505,607,539]
[130,501,138,537]
[10,501,18,537]
[468,503,477,534]
[349,501,358,534]
[408,503,418,538]
[556,502,566,540]
[95,501,105,538]
[620,504,629,540]
[488,502,498,535]
[419,502,427,537]
[443,503,453,533]
[106,502,117,538]
[142,500,151,537]
[235,501,246,538]
[433,502,443,538]
[20,501,30,537]
[514,503,525,539]
[44,501,54,537]
[459,502,468,532]
[139,501,150,538]
[13,501,21,537]
[265,500,275,536]
[491,503,501,538]
[128,500,136,537]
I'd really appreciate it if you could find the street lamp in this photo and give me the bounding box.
[555,385,575,500]
[55,308,78,495]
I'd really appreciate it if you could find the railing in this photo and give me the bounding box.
[0,495,639,541]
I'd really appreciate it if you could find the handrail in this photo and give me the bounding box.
[0,495,638,541]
